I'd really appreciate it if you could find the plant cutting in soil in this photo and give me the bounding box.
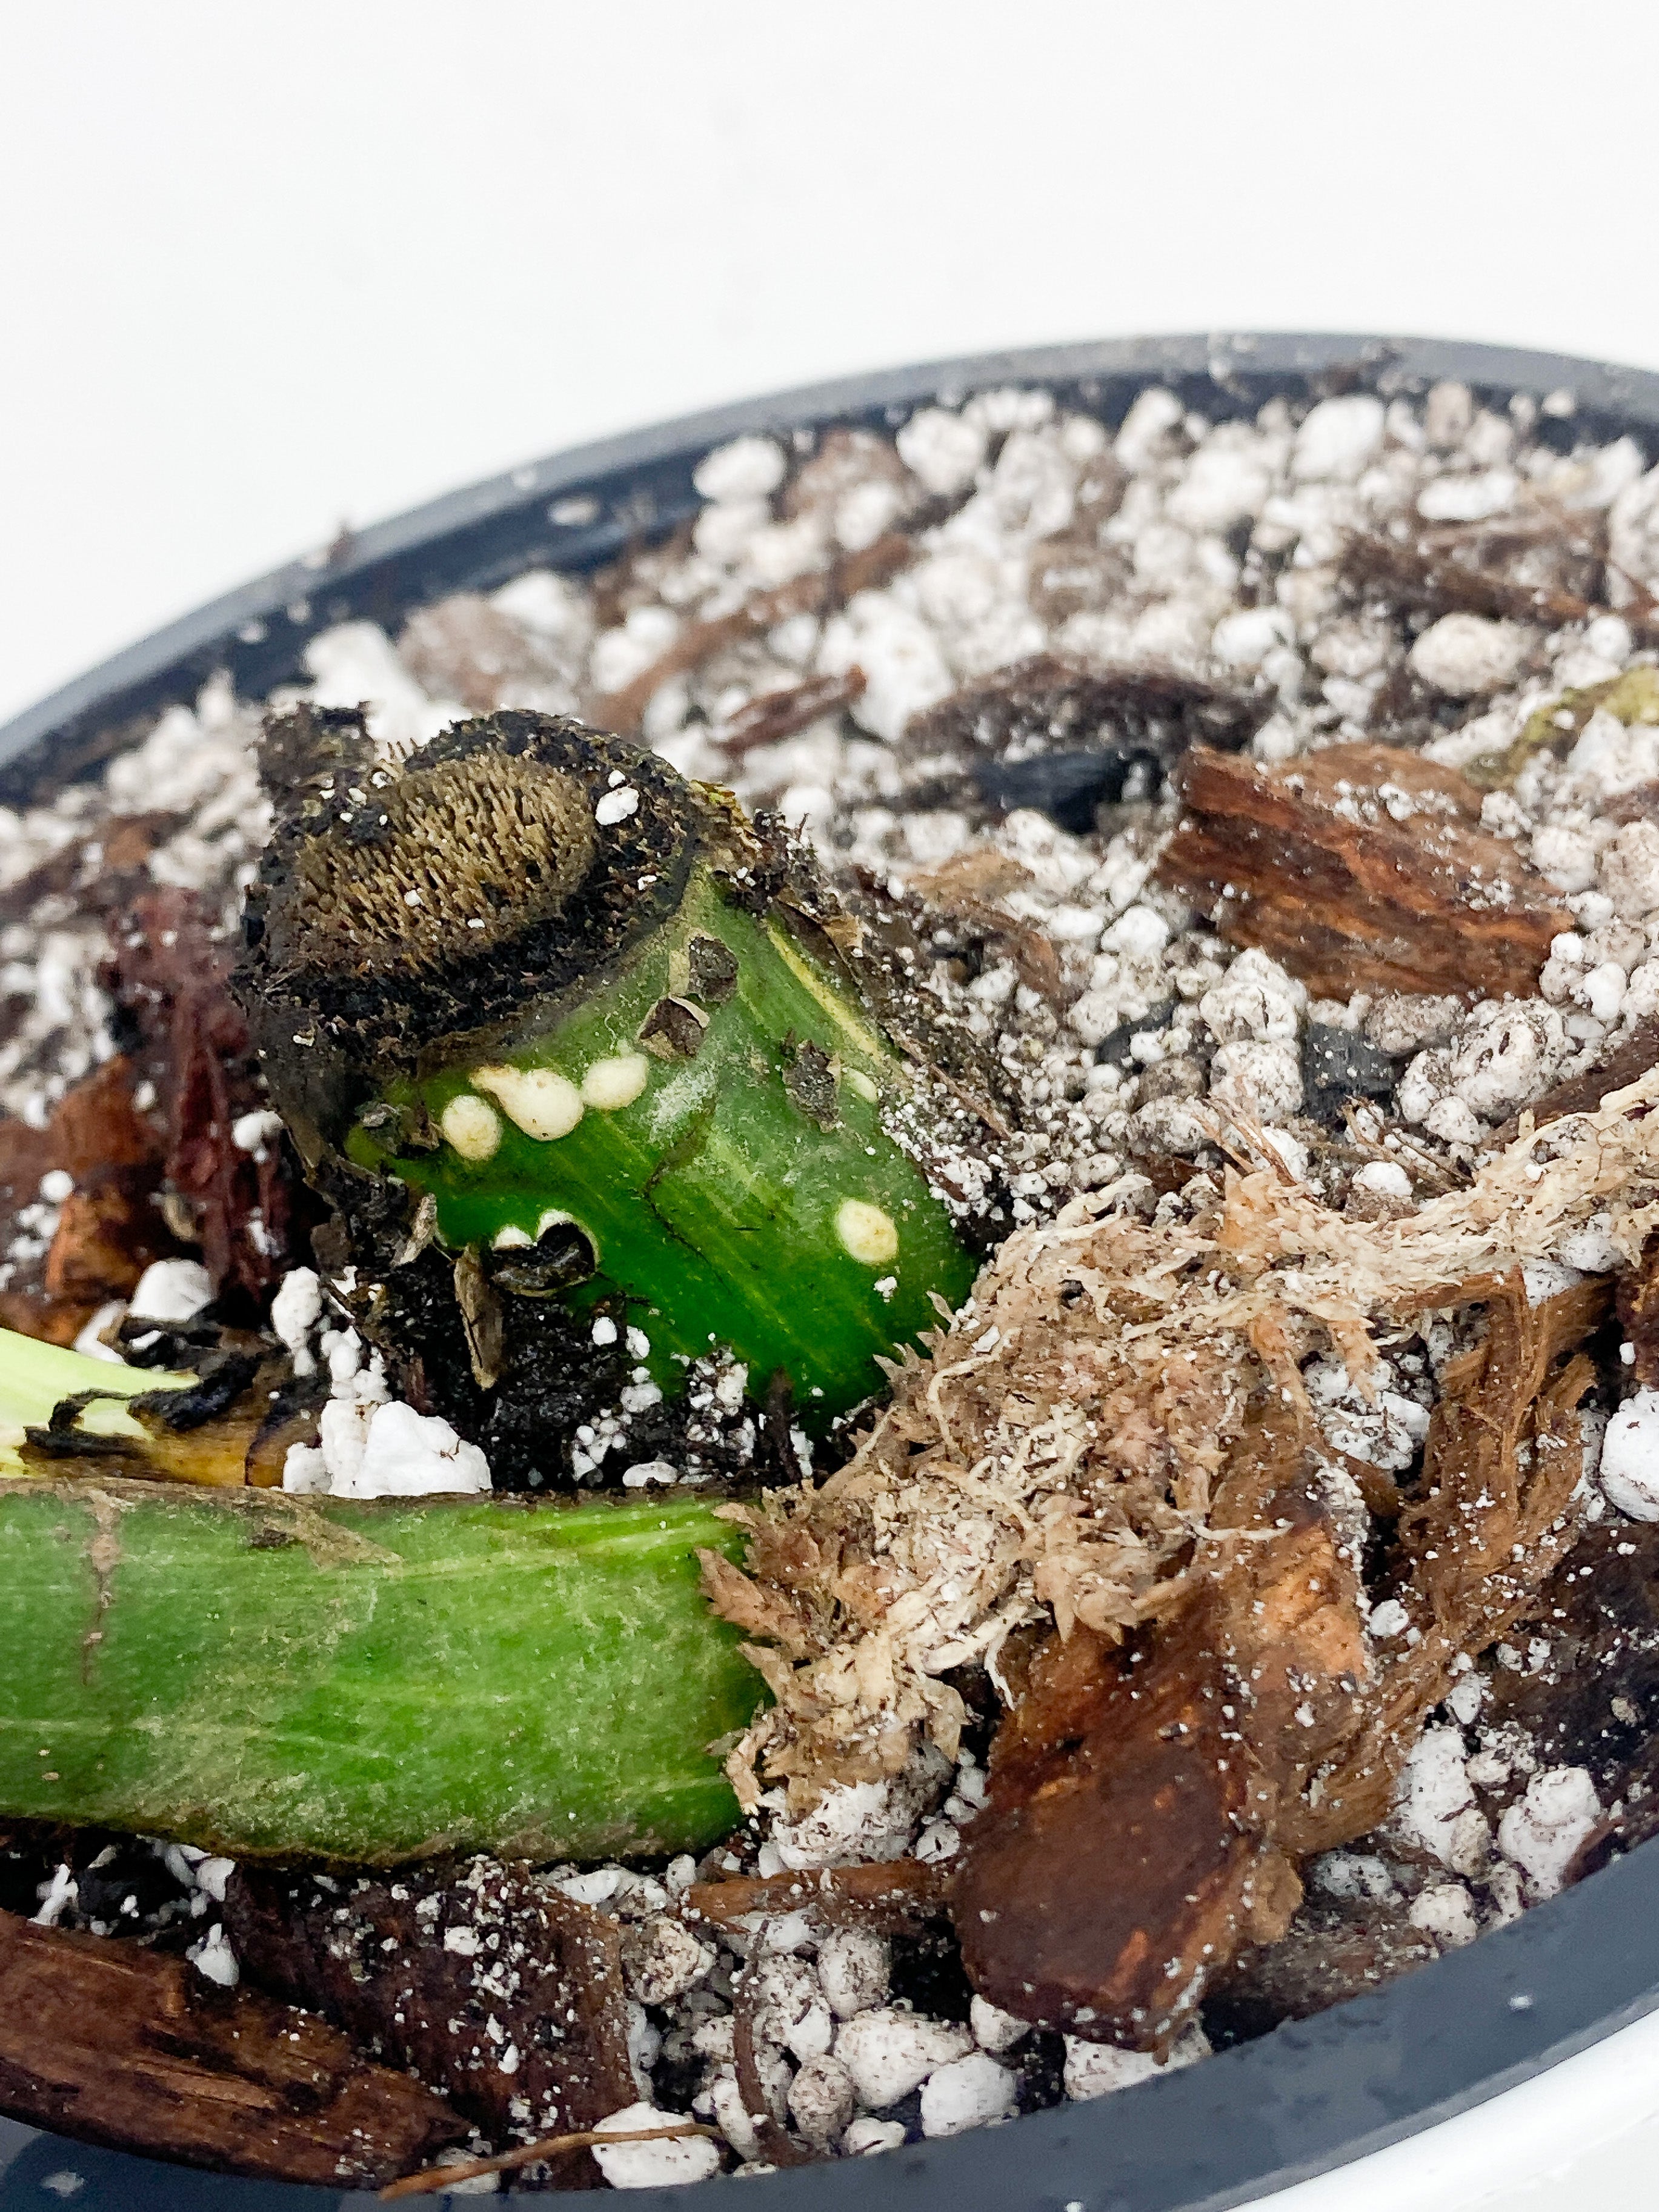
[5,368,1659,2186]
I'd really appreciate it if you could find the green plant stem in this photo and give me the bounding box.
[0,1334,757,1862]
[350,865,976,1423]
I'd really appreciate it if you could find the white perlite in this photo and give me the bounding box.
[816,1928,890,2019]
[1409,1882,1481,1948]
[590,2104,721,2190]
[832,2008,974,2109]
[127,1258,213,1323]
[919,2051,1017,2136]
[187,1924,239,1988]
[787,2054,859,2148]
[282,1326,490,1497]
[1599,1386,1659,1520]
[345,1401,491,1498]
[1063,2025,1209,2101]
[769,1749,950,1870]
[270,1265,322,1378]
[1497,1767,1602,1898]
[1391,1726,1491,1878]
[1408,613,1529,697]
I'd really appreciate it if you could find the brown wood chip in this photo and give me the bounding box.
[683,1857,951,1933]
[714,668,867,757]
[953,1274,1607,2048]
[0,1905,464,2187]
[1155,741,1571,999]
[224,1860,637,2150]
[1341,529,1659,648]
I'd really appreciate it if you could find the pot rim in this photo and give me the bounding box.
[2,331,1658,2212]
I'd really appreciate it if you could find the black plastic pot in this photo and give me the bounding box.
[2,333,1658,2212]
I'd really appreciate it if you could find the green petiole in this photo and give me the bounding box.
[350,866,974,1421]
[0,1331,759,1862]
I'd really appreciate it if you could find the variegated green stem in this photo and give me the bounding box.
[350,867,977,1426]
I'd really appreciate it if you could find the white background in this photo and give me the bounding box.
[4,1,1659,727]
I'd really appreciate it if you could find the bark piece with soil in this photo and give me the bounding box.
[953,1397,1362,2046]
[1203,1899,1440,2046]
[104,886,301,1309]
[0,1057,173,1345]
[949,1274,1606,2048]
[225,1858,637,2155]
[0,1904,464,2187]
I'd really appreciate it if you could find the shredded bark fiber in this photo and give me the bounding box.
[703,1068,1659,2043]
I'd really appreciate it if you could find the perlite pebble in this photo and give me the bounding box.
[969,1994,1030,2053]
[816,1928,890,2019]
[187,1924,239,1988]
[842,2116,908,2156]
[896,408,986,497]
[819,597,953,744]
[1063,2023,1210,2101]
[1600,822,1659,919]
[919,2051,1017,2137]
[786,2053,859,2148]
[1408,613,1528,697]
[1353,1161,1412,1200]
[1496,1767,1602,1898]
[1062,2040,1162,2100]
[595,786,640,827]
[770,1750,949,1870]
[1197,946,1305,1043]
[1209,1038,1303,1122]
[1409,1882,1480,1948]
[128,1257,213,1323]
[425,2152,501,2196]
[1166,439,1272,534]
[270,1266,322,1377]
[591,2104,721,2190]
[832,2007,973,2108]
[336,1400,491,1499]
[1391,1725,1490,1877]
[1291,394,1385,483]
[1417,469,1518,523]
[705,2071,764,2162]
[1310,1850,1397,1902]
[750,1953,834,2059]
[1600,1386,1659,1519]
[625,1916,716,2005]
[693,436,786,505]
